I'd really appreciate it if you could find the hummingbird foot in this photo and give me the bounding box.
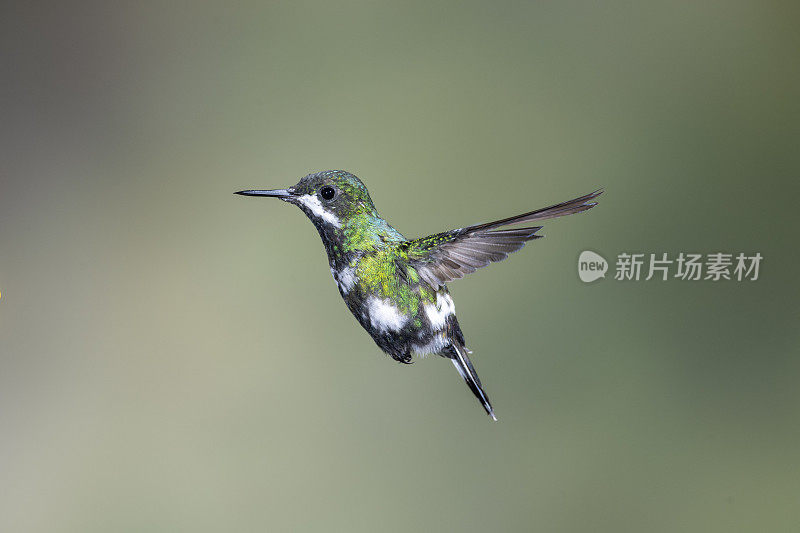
[392,352,413,364]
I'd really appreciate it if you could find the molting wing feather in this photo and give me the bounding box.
[403,189,603,289]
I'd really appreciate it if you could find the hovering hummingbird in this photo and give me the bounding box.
[236,170,602,420]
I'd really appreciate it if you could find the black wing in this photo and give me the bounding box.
[403,189,603,289]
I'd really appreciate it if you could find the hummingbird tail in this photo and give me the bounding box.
[449,344,496,421]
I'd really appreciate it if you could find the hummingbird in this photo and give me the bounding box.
[236,170,601,420]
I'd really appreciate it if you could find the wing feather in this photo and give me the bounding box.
[404,189,602,288]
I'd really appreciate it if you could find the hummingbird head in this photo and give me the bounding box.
[235,170,380,235]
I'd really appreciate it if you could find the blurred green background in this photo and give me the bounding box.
[2,1,799,532]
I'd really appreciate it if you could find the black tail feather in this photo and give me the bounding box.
[449,344,496,421]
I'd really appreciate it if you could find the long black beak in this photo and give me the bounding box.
[234,188,293,198]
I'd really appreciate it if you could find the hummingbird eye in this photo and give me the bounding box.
[319,185,337,201]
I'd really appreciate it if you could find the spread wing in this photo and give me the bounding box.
[402,189,603,289]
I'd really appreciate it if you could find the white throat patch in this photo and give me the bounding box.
[295,194,341,228]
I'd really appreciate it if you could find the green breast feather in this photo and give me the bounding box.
[355,247,437,321]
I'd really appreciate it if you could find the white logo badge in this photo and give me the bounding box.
[578,251,608,282]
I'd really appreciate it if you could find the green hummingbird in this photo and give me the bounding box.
[236,170,602,420]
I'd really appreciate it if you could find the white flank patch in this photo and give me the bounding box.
[295,194,341,228]
[366,296,407,333]
[412,334,450,356]
[337,266,356,294]
[423,292,455,329]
